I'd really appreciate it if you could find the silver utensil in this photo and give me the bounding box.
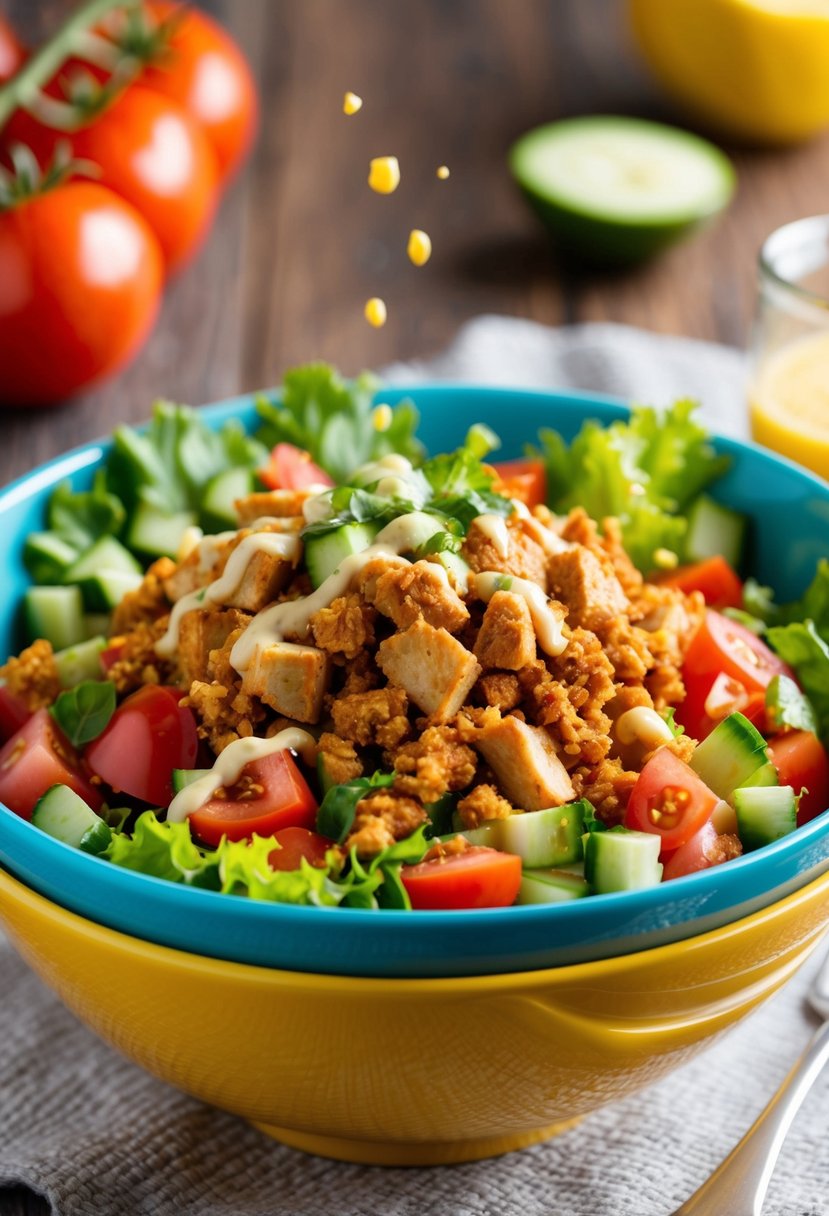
[671,948,829,1216]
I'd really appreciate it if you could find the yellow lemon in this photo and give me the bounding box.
[629,0,829,145]
[751,331,829,479]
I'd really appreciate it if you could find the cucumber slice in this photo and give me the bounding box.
[689,712,769,799]
[738,761,778,790]
[202,467,254,531]
[128,502,198,559]
[517,867,590,904]
[461,800,587,868]
[24,585,86,650]
[734,785,797,852]
[434,551,471,589]
[54,636,106,688]
[685,494,747,566]
[32,784,112,854]
[304,522,379,589]
[64,536,142,584]
[76,569,143,612]
[172,768,212,794]
[510,115,735,265]
[23,532,78,584]
[584,827,663,893]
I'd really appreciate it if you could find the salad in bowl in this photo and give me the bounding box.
[1,364,827,914]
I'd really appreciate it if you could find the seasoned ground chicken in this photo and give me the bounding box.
[105,619,171,695]
[331,687,410,749]
[474,590,536,671]
[317,732,363,785]
[0,639,60,711]
[371,560,469,633]
[234,489,309,522]
[476,671,522,712]
[392,725,477,803]
[572,756,640,824]
[311,593,375,659]
[111,556,176,633]
[456,782,517,828]
[345,791,427,856]
[461,517,547,588]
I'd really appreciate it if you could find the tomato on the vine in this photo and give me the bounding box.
[0,179,163,407]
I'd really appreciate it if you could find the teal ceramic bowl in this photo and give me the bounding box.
[0,386,828,977]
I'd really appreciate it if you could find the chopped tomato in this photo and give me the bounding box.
[0,685,30,742]
[661,821,721,881]
[85,685,198,807]
[491,459,547,509]
[259,443,334,492]
[99,641,127,674]
[624,749,719,851]
[268,826,333,871]
[189,750,318,847]
[768,731,829,826]
[677,610,794,739]
[400,846,522,910]
[659,556,743,609]
[0,709,102,819]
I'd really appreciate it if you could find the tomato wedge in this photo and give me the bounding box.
[661,821,721,881]
[659,556,743,609]
[767,731,829,826]
[268,826,333,871]
[624,749,719,851]
[259,443,334,492]
[491,459,547,509]
[85,685,198,807]
[0,709,102,819]
[400,846,522,910]
[189,750,318,847]
[0,685,30,742]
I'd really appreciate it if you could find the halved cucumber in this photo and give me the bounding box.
[584,827,663,893]
[23,532,78,584]
[734,785,797,852]
[685,494,747,567]
[510,115,735,265]
[24,585,86,650]
[76,569,144,612]
[202,467,254,531]
[517,867,590,904]
[128,502,198,559]
[32,784,112,855]
[461,800,587,869]
[689,712,770,800]
[172,768,212,794]
[54,636,107,688]
[304,522,379,589]
[64,535,142,584]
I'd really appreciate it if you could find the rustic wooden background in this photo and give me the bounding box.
[2,0,829,1211]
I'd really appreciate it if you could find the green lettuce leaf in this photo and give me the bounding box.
[47,471,126,553]
[316,771,395,843]
[765,621,829,741]
[50,680,116,747]
[105,811,210,884]
[765,674,818,735]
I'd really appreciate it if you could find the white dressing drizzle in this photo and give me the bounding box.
[473,571,567,657]
[166,727,317,823]
[510,500,572,555]
[177,526,204,563]
[156,531,301,658]
[474,513,511,558]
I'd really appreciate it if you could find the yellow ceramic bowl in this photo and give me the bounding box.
[2,865,828,1167]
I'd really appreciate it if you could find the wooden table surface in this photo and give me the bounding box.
[2,1,829,1212]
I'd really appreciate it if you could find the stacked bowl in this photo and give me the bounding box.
[1,386,828,1165]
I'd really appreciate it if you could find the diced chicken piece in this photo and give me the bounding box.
[241,642,330,724]
[311,593,375,659]
[178,608,251,684]
[473,590,536,671]
[377,620,481,724]
[163,547,221,604]
[235,489,312,523]
[474,716,574,811]
[461,517,547,588]
[331,687,410,748]
[225,548,295,613]
[546,545,628,632]
[372,560,470,633]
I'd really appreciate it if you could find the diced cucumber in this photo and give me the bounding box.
[685,494,747,567]
[434,551,471,589]
[689,712,769,800]
[734,785,797,852]
[23,532,78,584]
[54,636,106,688]
[202,467,254,531]
[128,502,198,559]
[517,867,591,904]
[64,536,142,583]
[172,768,212,794]
[304,522,379,589]
[461,800,587,868]
[24,585,86,650]
[738,761,779,790]
[393,511,446,555]
[584,827,663,893]
[32,784,112,855]
[76,569,143,612]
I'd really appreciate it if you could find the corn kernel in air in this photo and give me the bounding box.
[368,156,400,194]
[343,91,362,115]
[436,165,450,179]
[364,297,387,327]
[653,547,679,570]
[372,403,393,431]
[407,229,432,267]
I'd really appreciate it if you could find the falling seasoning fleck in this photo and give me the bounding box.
[436,165,450,180]
[364,297,388,327]
[343,91,363,115]
[407,229,432,267]
[368,156,400,194]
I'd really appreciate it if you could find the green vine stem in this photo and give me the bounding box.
[0,0,143,134]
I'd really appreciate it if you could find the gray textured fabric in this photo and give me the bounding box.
[1,319,826,1216]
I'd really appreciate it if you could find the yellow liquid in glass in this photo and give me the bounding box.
[750,330,829,479]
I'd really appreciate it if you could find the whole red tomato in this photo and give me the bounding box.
[0,16,25,83]
[140,2,258,180]
[0,180,163,406]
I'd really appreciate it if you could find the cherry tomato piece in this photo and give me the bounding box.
[0,182,163,407]
[659,556,743,609]
[0,685,30,742]
[661,821,722,881]
[0,16,25,82]
[768,731,829,826]
[625,749,719,851]
[491,459,547,509]
[259,443,334,492]
[189,750,318,847]
[400,846,522,910]
[141,1,258,180]
[268,826,333,872]
[85,685,198,807]
[0,709,103,819]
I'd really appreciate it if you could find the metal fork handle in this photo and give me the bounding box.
[674,1018,829,1216]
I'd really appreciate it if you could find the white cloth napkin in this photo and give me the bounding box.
[1,319,826,1216]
